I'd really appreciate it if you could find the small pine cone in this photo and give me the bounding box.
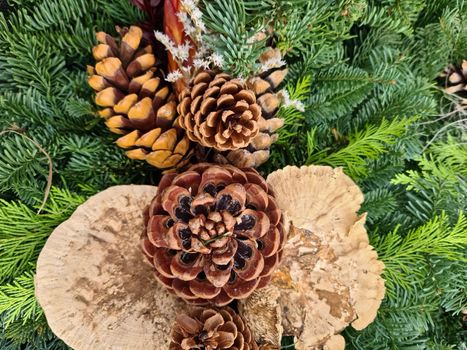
[441,60,467,101]
[178,71,262,151]
[170,307,258,350]
[222,48,288,168]
[88,26,193,170]
[142,163,286,305]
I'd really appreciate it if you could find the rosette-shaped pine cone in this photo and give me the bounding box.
[216,48,288,168]
[142,163,286,305]
[178,71,262,151]
[170,307,258,350]
[88,26,193,170]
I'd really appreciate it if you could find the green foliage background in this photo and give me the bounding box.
[0,0,466,348]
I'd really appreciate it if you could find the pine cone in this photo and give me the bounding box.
[442,60,467,97]
[220,48,288,168]
[178,71,262,151]
[88,26,193,170]
[142,163,286,305]
[170,307,258,350]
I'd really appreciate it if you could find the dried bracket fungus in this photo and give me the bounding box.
[240,165,385,350]
[35,185,190,350]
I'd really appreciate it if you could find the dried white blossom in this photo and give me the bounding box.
[181,0,197,12]
[165,70,183,83]
[193,58,210,69]
[176,42,192,61]
[180,0,206,37]
[177,12,196,36]
[190,8,206,32]
[209,53,225,68]
[195,44,209,58]
[279,90,305,112]
[154,31,178,57]
[260,57,286,73]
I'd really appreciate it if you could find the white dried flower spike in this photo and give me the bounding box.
[193,58,210,70]
[179,0,206,38]
[175,42,192,61]
[209,53,225,68]
[165,70,184,83]
[154,31,177,57]
[195,44,209,59]
[177,12,196,36]
[180,0,198,12]
[279,89,305,112]
[260,57,286,73]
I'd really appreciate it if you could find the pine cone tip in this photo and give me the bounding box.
[170,307,258,350]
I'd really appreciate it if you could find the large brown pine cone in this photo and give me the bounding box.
[218,48,288,168]
[170,307,258,350]
[142,163,286,305]
[178,71,262,151]
[88,26,193,170]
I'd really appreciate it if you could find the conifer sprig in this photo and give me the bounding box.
[374,212,467,297]
[0,0,466,348]
[308,117,418,178]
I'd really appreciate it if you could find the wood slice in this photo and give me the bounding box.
[35,185,189,350]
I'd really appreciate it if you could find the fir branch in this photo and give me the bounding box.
[0,272,42,327]
[308,117,417,178]
[0,130,53,213]
[0,187,85,282]
[0,133,50,202]
[392,140,467,220]
[429,257,467,315]
[360,188,398,224]
[374,212,467,297]
[201,0,264,77]
[276,76,311,142]
[345,284,441,349]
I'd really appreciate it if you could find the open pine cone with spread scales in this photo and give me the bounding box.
[221,48,288,168]
[142,163,286,305]
[178,71,262,152]
[88,26,193,170]
[170,307,258,350]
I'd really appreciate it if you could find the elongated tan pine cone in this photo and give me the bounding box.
[170,307,259,350]
[178,71,262,151]
[142,163,286,305]
[88,26,193,170]
[219,48,288,168]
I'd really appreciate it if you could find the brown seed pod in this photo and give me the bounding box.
[142,163,286,305]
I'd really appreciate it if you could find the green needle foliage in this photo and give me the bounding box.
[0,0,466,348]
[375,212,466,297]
